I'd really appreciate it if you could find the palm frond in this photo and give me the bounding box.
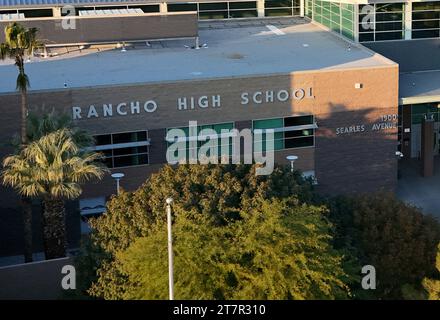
[16,72,29,91]
[1,128,107,200]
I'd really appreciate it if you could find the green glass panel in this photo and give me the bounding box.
[253,118,283,129]
[265,8,293,16]
[265,0,292,8]
[342,27,354,40]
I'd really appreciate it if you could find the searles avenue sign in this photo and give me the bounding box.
[71,87,314,119]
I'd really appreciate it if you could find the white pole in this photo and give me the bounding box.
[166,198,174,300]
[111,173,124,195]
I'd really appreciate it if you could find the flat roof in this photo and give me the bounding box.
[0,0,157,9]
[0,18,395,94]
[365,38,440,73]
[400,71,440,105]
[365,38,440,104]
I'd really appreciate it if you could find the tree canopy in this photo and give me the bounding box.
[79,164,355,299]
[327,193,440,299]
[94,199,352,300]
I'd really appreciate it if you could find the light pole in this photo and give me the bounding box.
[111,173,125,195]
[166,197,174,300]
[395,151,404,179]
[286,155,298,173]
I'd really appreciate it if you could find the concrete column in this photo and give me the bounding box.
[257,0,265,18]
[52,7,62,17]
[353,4,359,43]
[404,2,412,40]
[421,117,434,177]
[159,2,168,14]
[300,0,305,17]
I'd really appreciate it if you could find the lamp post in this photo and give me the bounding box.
[111,173,125,195]
[166,197,174,300]
[395,151,404,179]
[286,155,298,173]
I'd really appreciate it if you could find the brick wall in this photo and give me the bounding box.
[0,65,399,255]
[0,12,198,46]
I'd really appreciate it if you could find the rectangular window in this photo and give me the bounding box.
[411,103,439,124]
[264,0,299,17]
[253,116,316,151]
[166,122,234,160]
[91,131,149,168]
[18,9,53,18]
[412,1,440,39]
[129,5,160,13]
[358,3,404,42]
[229,1,258,18]
[198,1,228,19]
[167,3,198,12]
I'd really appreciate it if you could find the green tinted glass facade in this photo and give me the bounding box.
[411,104,440,124]
[253,116,315,152]
[412,1,440,39]
[305,0,313,18]
[167,122,234,160]
[312,1,355,40]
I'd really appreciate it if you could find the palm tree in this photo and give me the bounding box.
[26,111,93,147]
[1,22,39,146]
[1,22,40,262]
[1,129,108,259]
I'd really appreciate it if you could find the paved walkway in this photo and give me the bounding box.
[396,158,440,219]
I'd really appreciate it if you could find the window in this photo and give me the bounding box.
[264,0,300,17]
[412,2,440,39]
[229,1,258,18]
[199,2,229,19]
[312,1,355,40]
[253,115,316,151]
[411,103,439,124]
[167,3,198,12]
[166,122,234,161]
[129,5,160,13]
[305,0,313,18]
[358,3,404,42]
[168,1,257,19]
[18,9,53,18]
[91,131,149,168]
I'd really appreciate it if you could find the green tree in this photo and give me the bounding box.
[1,22,40,262]
[77,164,322,298]
[423,244,440,300]
[90,198,352,300]
[328,193,440,299]
[1,128,107,259]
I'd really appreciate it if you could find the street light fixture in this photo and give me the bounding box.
[111,172,125,195]
[166,197,174,300]
[286,155,298,173]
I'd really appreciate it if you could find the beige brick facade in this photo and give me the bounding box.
[0,65,399,198]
